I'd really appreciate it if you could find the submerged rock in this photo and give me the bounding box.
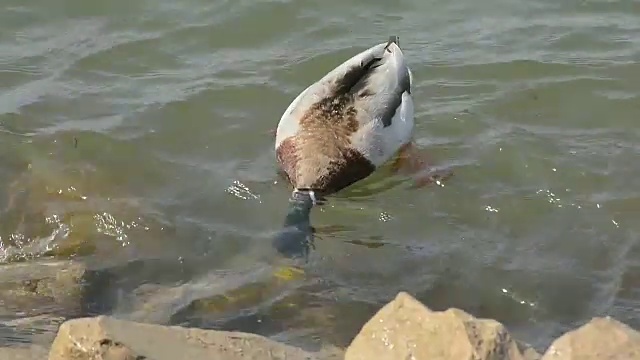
[345,291,538,360]
[0,153,180,265]
[0,260,86,317]
[0,260,88,351]
[48,316,342,360]
[542,317,640,360]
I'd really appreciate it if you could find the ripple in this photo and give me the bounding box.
[1,0,639,352]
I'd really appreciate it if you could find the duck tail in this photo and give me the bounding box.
[272,189,320,260]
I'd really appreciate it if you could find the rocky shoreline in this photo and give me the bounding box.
[1,291,638,360]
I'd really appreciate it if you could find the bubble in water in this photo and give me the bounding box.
[484,205,499,213]
[501,288,536,308]
[379,212,393,222]
[225,180,261,203]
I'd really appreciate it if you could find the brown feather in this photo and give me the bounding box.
[275,91,375,196]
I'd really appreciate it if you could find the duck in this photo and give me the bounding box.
[271,36,441,260]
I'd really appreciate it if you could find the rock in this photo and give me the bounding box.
[48,316,341,360]
[0,345,49,360]
[112,264,277,325]
[345,291,532,360]
[517,341,542,360]
[542,317,640,360]
[0,261,87,353]
[0,260,86,317]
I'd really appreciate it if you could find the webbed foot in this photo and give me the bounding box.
[391,141,454,188]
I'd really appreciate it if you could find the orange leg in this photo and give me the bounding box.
[391,141,453,188]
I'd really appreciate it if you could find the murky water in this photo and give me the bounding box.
[1,0,639,352]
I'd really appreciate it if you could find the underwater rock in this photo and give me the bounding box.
[0,260,87,317]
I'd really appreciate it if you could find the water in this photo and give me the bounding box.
[1,0,639,353]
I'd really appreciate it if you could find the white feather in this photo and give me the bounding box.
[350,43,414,166]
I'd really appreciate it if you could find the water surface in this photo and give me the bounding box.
[0,0,639,352]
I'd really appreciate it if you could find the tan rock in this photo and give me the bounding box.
[542,317,640,360]
[48,315,340,360]
[345,291,530,360]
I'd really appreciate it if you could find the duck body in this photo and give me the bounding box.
[275,36,414,198]
[271,36,415,260]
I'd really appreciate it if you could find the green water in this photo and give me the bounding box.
[0,0,639,352]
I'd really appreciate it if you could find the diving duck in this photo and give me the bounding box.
[271,36,445,259]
